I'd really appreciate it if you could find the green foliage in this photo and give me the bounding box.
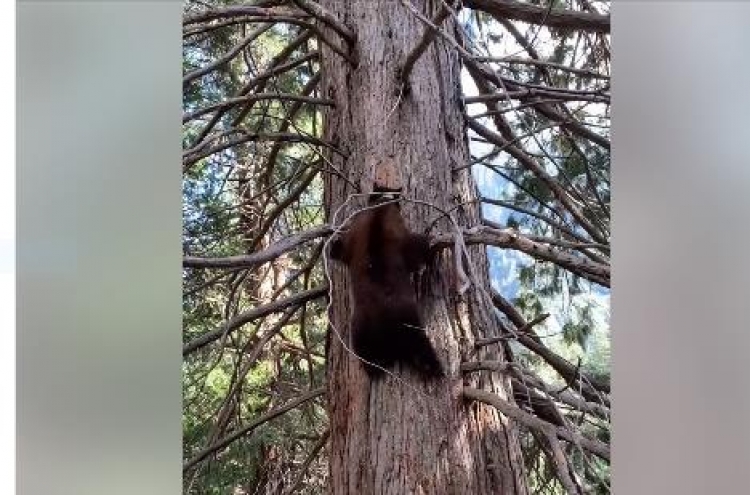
[182,3,328,491]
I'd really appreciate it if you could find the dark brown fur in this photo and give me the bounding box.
[330,196,443,379]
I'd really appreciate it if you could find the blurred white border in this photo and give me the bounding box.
[1,0,16,492]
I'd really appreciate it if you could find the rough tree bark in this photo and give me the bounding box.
[318,1,528,493]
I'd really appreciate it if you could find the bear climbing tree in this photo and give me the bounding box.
[320,1,530,493]
[182,0,611,493]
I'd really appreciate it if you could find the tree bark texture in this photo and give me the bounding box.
[319,1,528,494]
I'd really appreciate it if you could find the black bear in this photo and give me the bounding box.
[329,192,444,379]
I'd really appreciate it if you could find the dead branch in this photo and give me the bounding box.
[465,90,609,105]
[522,234,609,256]
[183,132,342,168]
[247,166,321,250]
[512,380,568,427]
[257,73,322,186]
[544,431,585,494]
[465,58,611,151]
[479,199,603,254]
[207,309,300,445]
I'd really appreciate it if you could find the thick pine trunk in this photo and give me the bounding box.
[319,1,528,493]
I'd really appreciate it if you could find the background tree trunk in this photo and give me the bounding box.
[319,1,528,493]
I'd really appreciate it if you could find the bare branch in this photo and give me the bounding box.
[184,19,244,38]
[206,309,300,445]
[190,31,315,148]
[465,59,611,150]
[463,387,610,461]
[479,198,600,253]
[258,73,322,185]
[184,5,305,25]
[545,431,585,494]
[522,234,609,256]
[464,0,610,34]
[513,379,568,427]
[247,166,321,250]
[465,89,608,105]
[433,225,610,287]
[292,0,355,44]
[184,225,333,269]
[462,360,609,420]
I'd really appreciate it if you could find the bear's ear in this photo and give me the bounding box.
[403,233,431,272]
[329,236,348,263]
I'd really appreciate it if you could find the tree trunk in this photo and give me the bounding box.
[319,1,529,494]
